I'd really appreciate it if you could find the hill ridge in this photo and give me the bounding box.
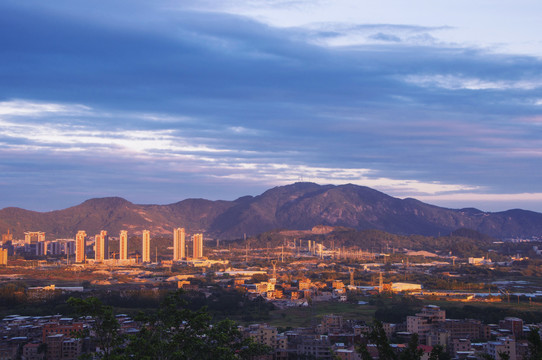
[1,182,541,239]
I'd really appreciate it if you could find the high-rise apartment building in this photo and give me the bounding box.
[37,241,48,256]
[192,233,203,259]
[49,240,76,256]
[94,231,109,262]
[142,230,150,263]
[24,231,45,244]
[95,234,102,262]
[0,248,7,266]
[101,230,109,260]
[119,230,128,260]
[75,231,87,263]
[173,227,185,261]
[66,240,76,256]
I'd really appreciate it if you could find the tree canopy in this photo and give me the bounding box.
[69,291,271,360]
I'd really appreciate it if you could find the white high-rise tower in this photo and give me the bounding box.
[119,230,128,260]
[173,228,185,261]
[192,233,203,259]
[142,230,150,263]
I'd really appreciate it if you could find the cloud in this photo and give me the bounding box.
[0,99,90,117]
[405,74,542,90]
[369,32,402,42]
[0,99,479,203]
[417,192,542,202]
[0,3,542,212]
[211,163,477,195]
[288,22,449,47]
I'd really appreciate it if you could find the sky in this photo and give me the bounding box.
[1,0,542,212]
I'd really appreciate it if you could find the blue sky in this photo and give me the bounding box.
[1,0,542,212]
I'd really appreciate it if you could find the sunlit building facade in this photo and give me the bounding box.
[142,230,150,263]
[119,230,128,260]
[0,248,7,266]
[100,230,109,260]
[25,231,45,244]
[173,227,185,261]
[192,233,203,259]
[95,230,109,262]
[75,231,87,263]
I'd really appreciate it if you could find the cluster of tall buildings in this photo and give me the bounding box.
[0,227,204,265]
[172,228,203,261]
[2,229,75,259]
[72,228,204,264]
[75,230,126,263]
[24,231,48,256]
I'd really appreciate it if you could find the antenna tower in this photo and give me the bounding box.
[271,259,278,279]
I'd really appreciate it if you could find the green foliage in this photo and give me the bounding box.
[69,291,272,360]
[0,282,27,306]
[358,321,423,360]
[444,305,542,324]
[429,345,450,360]
[68,297,123,359]
[359,320,397,360]
[374,296,423,323]
[527,327,542,360]
[449,228,495,243]
[480,354,495,360]
[252,227,494,257]
[399,334,423,360]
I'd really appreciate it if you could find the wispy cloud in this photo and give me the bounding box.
[417,193,542,202]
[405,74,542,90]
[1,2,542,212]
[298,22,448,47]
[0,99,90,117]
[0,99,478,201]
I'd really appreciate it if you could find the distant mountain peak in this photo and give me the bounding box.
[1,183,541,239]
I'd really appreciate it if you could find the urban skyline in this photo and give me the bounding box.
[7,227,206,265]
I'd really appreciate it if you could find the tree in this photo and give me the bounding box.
[68,297,123,359]
[528,327,542,360]
[429,345,450,360]
[69,291,271,360]
[358,322,426,360]
[357,320,397,360]
[498,351,511,360]
[399,334,423,360]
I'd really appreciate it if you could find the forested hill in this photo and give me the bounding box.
[1,183,541,240]
[253,227,498,258]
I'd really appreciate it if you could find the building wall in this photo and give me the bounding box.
[192,233,203,259]
[75,231,86,263]
[173,227,185,261]
[119,230,128,260]
[142,230,150,263]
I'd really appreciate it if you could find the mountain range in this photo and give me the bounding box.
[1,182,541,240]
